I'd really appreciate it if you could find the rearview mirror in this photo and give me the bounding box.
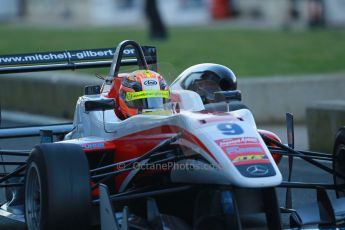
[214,90,242,102]
[85,99,115,112]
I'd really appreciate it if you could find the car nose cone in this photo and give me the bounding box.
[246,165,269,176]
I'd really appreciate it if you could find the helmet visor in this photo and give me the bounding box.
[125,90,170,110]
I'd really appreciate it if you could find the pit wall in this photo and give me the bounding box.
[239,73,345,124]
[1,72,345,124]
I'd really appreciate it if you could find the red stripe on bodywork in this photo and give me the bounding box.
[88,125,218,190]
[113,125,218,163]
[233,159,271,166]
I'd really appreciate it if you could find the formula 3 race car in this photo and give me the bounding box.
[0,40,345,230]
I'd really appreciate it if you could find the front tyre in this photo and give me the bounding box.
[25,143,91,230]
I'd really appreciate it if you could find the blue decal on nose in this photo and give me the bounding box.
[217,123,244,135]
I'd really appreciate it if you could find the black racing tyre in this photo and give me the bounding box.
[333,127,345,198]
[24,143,91,230]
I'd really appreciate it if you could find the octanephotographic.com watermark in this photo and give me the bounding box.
[125,161,221,171]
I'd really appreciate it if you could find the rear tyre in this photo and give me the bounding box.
[25,143,91,230]
[333,127,345,198]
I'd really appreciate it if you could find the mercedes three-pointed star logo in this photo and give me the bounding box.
[246,165,269,176]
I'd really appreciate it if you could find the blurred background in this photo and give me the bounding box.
[1,0,345,79]
[2,0,345,27]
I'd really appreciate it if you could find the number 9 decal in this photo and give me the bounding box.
[217,123,244,135]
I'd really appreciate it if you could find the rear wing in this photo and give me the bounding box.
[0,45,157,74]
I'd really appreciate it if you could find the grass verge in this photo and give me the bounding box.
[0,25,344,82]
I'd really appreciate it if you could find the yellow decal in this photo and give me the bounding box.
[144,70,152,78]
[126,90,169,101]
[233,154,265,162]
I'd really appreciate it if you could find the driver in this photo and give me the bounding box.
[118,70,170,119]
[175,63,237,104]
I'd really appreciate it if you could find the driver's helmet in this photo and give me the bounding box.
[175,63,237,104]
[118,70,170,118]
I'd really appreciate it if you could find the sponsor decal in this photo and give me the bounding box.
[81,142,105,149]
[229,153,269,166]
[217,123,244,135]
[143,79,158,86]
[215,137,270,165]
[233,154,266,163]
[236,163,275,178]
[226,146,262,154]
[142,75,159,90]
[217,137,259,147]
[126,90,169,101]
[0,47,156,65]
[246,165,269,176]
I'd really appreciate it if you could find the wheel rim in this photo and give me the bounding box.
[25,163,42,230]
[334,144,345,197]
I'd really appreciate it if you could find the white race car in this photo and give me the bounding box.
[0,40,344,230]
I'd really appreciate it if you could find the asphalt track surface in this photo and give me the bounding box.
[0,119,337,229]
